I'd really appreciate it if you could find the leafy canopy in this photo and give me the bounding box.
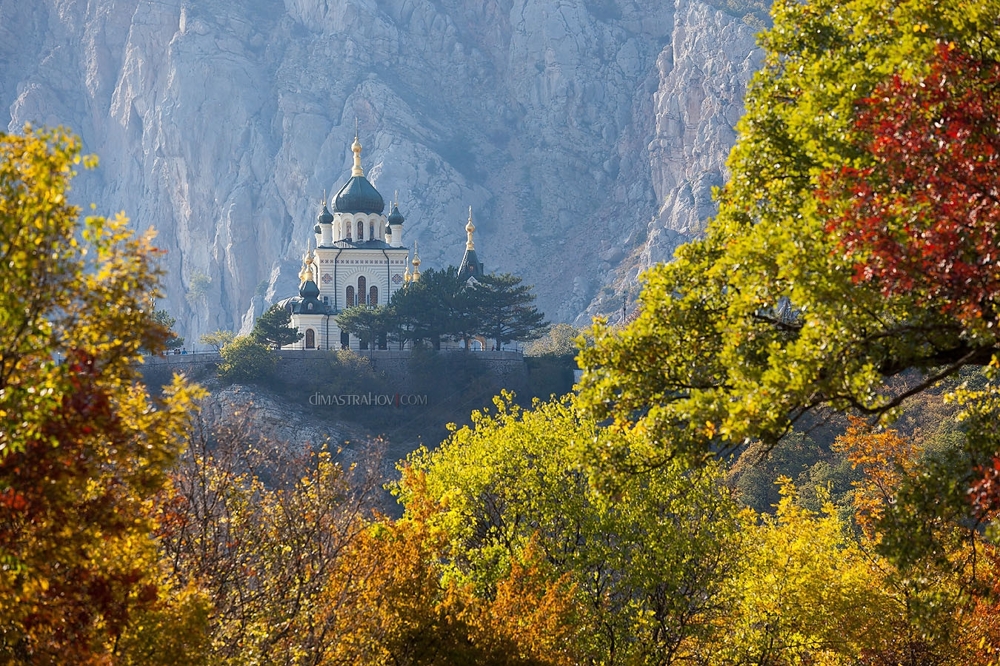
[0,126,208,662]
[577,0,1000,479]
[217,335,276,383]
[399,394,741,664]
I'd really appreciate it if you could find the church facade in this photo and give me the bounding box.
[278,135,477,352]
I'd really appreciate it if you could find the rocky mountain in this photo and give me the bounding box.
[1,0,761,341]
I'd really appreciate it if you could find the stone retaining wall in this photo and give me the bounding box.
[139,350,529,393]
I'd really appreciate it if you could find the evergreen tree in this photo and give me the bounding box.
[470,273,548,350]
[336,305,391,351]
[389,267,472,349]
[151,309,185,350]
[387,268,547,351]
[251,303,302,348]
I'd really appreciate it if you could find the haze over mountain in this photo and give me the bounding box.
[1,0,761,342]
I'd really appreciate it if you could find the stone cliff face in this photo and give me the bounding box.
[1,0,761,340]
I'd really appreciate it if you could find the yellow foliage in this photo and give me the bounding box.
[0,127,208,662]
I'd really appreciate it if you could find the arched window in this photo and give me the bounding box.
[370,221,375,239]
[346,285,355,307]
[357,276,367,305]
[369,285,378,306]
[345,219,352,240]
[305,329,315,349]
[357,220,364,240]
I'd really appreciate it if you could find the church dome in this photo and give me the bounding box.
[388,203,404,225]
[300,278,320,299]
[317,203,334,224]
[333,176,385,214]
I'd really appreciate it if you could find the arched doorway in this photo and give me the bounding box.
[305,329,315,349]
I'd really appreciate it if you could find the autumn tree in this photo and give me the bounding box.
[216,335,276,383]
[159,414,381,664]
[576,0,1000,498]
[398,393,742,664]
[199,329,235,353]
[832,420,1000,664]
[0,127,209,662]
[161,409,578,665]
[823,45,1000,325]
[322,467,579,666]
[709,482,893,665]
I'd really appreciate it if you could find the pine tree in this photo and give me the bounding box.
[252,304,302,348]
[470,273,548,351]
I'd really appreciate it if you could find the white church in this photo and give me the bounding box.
[277,134,483,351]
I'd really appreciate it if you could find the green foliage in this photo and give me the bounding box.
[199,329,235,353]
[729,432,827,513]
[387,267,548,350]
[390,267,475,348]
[0,126,209,661]
[576,0,1000,483]
[336,305,392,350]
[217,336,276,383]
[252,303,302,348]
[185,271,211,306]
[400,394,742,664]
[151,309,185,350]
[468,273,549,350]
[524,323,587,358]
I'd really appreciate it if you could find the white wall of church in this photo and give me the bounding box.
[286,247,409,352]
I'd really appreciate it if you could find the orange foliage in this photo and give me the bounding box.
[832,416,917,541]
[466,537,579,666]
[321,468,579,666]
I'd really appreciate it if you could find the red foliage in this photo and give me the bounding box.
[970,456,1000,520]
[0,350,155,660]
[822,45,1000,323]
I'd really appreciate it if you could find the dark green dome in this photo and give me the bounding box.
[299,279,320,299]
[333,176,385,215]
[317,203,334,224]
[388,204,404,225]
